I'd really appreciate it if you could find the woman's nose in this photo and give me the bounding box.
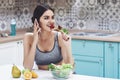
[49,19,55,24]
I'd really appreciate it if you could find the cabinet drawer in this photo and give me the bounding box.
[73,55,103,77]
[72,39,103,57]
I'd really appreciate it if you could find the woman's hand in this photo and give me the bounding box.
[61,32,69,41]
[33,19,41,43]
[54,28,69,41]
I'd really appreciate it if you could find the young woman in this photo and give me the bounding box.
[23,4,74,70]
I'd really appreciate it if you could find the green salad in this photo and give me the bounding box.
[60,28,69,34]
[48,63,73,78]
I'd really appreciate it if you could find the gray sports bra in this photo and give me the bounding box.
[35,32,63,65]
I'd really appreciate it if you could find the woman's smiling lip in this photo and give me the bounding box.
[48,24,54,29]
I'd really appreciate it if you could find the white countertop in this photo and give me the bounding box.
[0,64,118,80]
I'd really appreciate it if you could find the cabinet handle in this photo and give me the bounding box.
[82,41,86,46]
[99,59,103,65]
[109,43,113,48]
[17,42,19,44]
[20,41,23,44]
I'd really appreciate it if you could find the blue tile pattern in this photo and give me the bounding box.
[0,0,120,32]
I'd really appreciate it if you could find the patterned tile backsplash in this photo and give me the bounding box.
[0,0,120,32]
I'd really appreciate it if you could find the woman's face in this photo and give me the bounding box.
[39,10,55,31]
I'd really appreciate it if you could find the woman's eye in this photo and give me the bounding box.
[44,16,54,20]
[52,16,54,19]
[44,16,49,19]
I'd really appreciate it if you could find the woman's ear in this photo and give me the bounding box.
[38,22,41,28]
[35,19,41,28]
[37,19,41,28]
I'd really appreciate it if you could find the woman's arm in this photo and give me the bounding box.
[58,32,74,66]
[23,19,40,70]
[23,33,37,70]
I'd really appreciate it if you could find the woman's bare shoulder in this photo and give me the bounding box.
[24,32,33,37]
[23,33,34,44]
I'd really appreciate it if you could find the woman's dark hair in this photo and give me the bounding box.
[31,4,54,23]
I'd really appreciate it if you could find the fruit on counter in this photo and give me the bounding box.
[23,70,32,80]
[22,68,30,74]
[31,70,38,78]
[11,64,21,78]
[22,69,38,79]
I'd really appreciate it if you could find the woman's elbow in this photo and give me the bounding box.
[23,61,33,70]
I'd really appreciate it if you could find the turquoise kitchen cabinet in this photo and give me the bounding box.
[72,39,104,57]
[118,43,120,78]
[72,39,104,77]
[74,55,103,77]
[104,42,118,78]
[72,39,119,79]
[119,58,120,78]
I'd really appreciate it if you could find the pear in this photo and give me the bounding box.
[11,64,21,78]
